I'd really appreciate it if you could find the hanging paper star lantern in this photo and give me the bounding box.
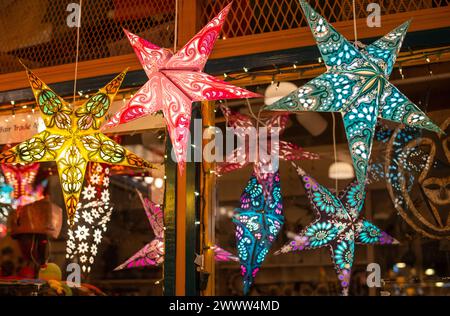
[114,190,164,270]
[66,163,113,275]
[104,3,261,173]
[276,164,397,295]
[115,190,237,270]
[369,124,427,192]
[15,180,47,208]
[210,245,239,262]
[217,105,318,196]
[265,0,442,185]
[0,67,155,225]
[1,163,40,200]
[0,162,45,208]
[233,172,284,295]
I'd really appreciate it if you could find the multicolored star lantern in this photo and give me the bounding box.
[233,172,284,295]
[66,163,113,275]
[276,164,398,295]
[104,3,261,173]
[1,163,40,199]
[217,105,318,197]
[0,67,155,225]
[0,175,13,238]
[115,190,238,270]
[0,179,13,205]
[265,0,442,185]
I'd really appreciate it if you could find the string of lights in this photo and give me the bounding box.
[0,46,449,120]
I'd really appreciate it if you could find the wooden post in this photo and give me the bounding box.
[184,104,202,295]
[165,103,201,296]
[163,141,177,296]
[200,101,216,296]
[176,0,200,50]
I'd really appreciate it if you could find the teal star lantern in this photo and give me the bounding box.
[276,165,398,295]
[265,0,442,184]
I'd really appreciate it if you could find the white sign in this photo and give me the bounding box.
[0,112,45,145]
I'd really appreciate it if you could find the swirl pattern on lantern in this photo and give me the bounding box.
[265,0,442,185]
[103,3,261,174]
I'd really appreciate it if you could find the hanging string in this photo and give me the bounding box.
[352,0,358,45]
[331,112,338,193]
[246,98,266,128]
[173,0,179,53]
[72,0,83,107]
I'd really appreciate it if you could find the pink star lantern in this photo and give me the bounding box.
[211,245,239,262]
[115,190,239,270]
[104,3,261,173]
[114,190,165,270]
[217,105,319,196]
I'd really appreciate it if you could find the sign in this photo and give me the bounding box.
[0,112,45,145]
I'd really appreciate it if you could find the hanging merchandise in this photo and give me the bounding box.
[115,190,237,270]
[103,3,261,173]
[0,181,13,205]
[264,0,442,185]
[0,66,155,225]
[114,190,164,270]
[276,164,397,295]
[217,105,319,196]
[66,163,113,275]
[369,123,428,190]
[0,175,13,238]
[384,118,450,239]
[233,172,284,295]
[1,163,39,200]
[1,163,46,208]
[210,245,239,262]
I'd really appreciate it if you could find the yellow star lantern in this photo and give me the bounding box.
[0,67,156,225]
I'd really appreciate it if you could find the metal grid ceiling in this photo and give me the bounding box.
[0,0,175,74]
[0,0,449,74]
[200,0,450,38]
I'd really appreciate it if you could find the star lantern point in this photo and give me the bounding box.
[0,67,156,225]
[264,0,442,185]
[103,3,262,173]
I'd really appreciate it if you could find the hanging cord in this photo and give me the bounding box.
[352,0,358,45]
[331,112,338,193]
[352,0,365,49]
[72,0,83,107]
[173,0,179,53]
[245,98,266,128]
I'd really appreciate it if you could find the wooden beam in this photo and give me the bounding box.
[222,48,450,88]
[1,6,449,92]
[0,54,142,93]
